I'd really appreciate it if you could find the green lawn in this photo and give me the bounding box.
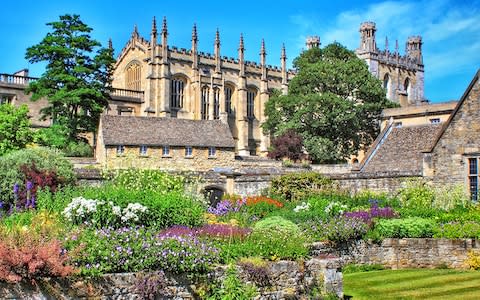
[343,269,480,300]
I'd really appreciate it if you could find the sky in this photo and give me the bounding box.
[1,0,479,102]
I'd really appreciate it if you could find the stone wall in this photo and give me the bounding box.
[0,258,343,299]
[312,238,480,269]
[329,171,420,194]
[102,146,236,172]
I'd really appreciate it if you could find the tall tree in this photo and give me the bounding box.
[264,43,396,163]
[25,14,115,141]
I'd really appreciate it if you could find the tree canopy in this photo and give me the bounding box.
[0,104,34,156]
[25,14,115,141]
[263,43,395,163]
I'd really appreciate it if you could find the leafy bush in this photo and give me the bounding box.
[432,184,470,211]
[0,238,76,283]
[342,263,385,274]
[398,179,435,210]
[207,265,257,300]
[302,215,369,243]
[68,226,220,276]
[107,168,188,194]
[267,129,305,162]
[0,104,34,156]
[434,221,480,239]
[63,140,93,157]
[270,172,335,201]
[373,217,436,238]
[253,216,300,235]
[244,196,284,219]
[465,250,480,270]
[0,147,75,209]
[134,271,170,300]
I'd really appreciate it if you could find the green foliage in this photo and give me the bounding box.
[0,147,75,207]
[25,14,115,140]
[253,216,300,235]
[107,168,188,194]
[263,43,395,163]
[207,265,257,300]
[270,172,334,201]
[398,179,470,211]
[373,217,436,238]
[63,140,93,157]
[398,179,435,210]
[0,104,34,156]
[342,263,385,274]
[301,216,369,243]
[67,227,220,276]
[434,221,480,239]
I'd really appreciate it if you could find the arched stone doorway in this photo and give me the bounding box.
[203,186,225,207]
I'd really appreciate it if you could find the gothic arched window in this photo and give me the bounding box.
[171,78,185,109]
[225,85,234,114]
[125,62,141,90]
[213,88,220,120]
[404,78,410,94]
[201,86,209,120]
[383,73,390,98]
[247,89,256,119]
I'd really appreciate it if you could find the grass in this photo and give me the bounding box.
[344,269,480,300]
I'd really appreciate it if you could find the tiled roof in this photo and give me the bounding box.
[100,115,235,148]
[360,124,442,173]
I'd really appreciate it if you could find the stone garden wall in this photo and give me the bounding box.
[312,238,480,269]
[0,258,343,299]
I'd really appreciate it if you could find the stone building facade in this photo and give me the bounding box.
[423,70,480,200]
[96,115,236,171]
[110,17,292,157]
[355,21,425,106]
[110,18,425,157]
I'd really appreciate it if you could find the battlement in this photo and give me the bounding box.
[376,50,423,70]
[306,36,320,49]
[360,21,376,30]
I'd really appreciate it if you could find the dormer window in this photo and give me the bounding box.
[162,145,170,156]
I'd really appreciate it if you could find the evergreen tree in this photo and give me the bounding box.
[25,14,115,141]
[263,43,396,163]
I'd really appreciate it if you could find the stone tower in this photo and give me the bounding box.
[354,22,425,106]
[306,36,320,49]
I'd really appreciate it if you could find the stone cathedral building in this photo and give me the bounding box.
[108,18,425,157]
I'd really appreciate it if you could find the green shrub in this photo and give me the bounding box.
[207,265,257,300]
[270,172,335,201]
[342,263,385,274]
[0,147,75,207]
[301,216,369,243]
[432,184,470,211]
[373,217,436,238]
[398,179,434,210]
[253,216,300,235]
[434,221,480,239]
[63,141,93,157]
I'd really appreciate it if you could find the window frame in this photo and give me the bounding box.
[139,145,148,156]
[468,157,479,202]
[185,146,193,157]
[116,145,125,156]
[247,90,256,119]
[162,145,170,157]
[208,146,216,158]
[430,118,441,124]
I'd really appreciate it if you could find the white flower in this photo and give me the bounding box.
[121,203,148,223]
[63,197,99,221]
[293,202,310,213]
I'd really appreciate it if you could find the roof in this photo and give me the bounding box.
[100,115,235,148]
[359,124,442,174]
[425,69,480,153]
[381,101,457,120]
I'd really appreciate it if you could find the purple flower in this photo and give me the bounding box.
[26,181,33,191]
[30,196,36,209]
[13,183,19,195]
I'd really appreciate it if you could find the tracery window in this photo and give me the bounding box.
[125,62,141,90]
[201,86,209,120]
[247,90,256,119]
[170,78,185,111]
[225,86,233,114]
[213,88,220,120]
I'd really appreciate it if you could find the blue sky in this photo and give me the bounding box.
[1,0,478,102]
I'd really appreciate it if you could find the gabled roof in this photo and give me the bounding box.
[425,69,480,153]
[358,124,442,174]
[100,115,235,148]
